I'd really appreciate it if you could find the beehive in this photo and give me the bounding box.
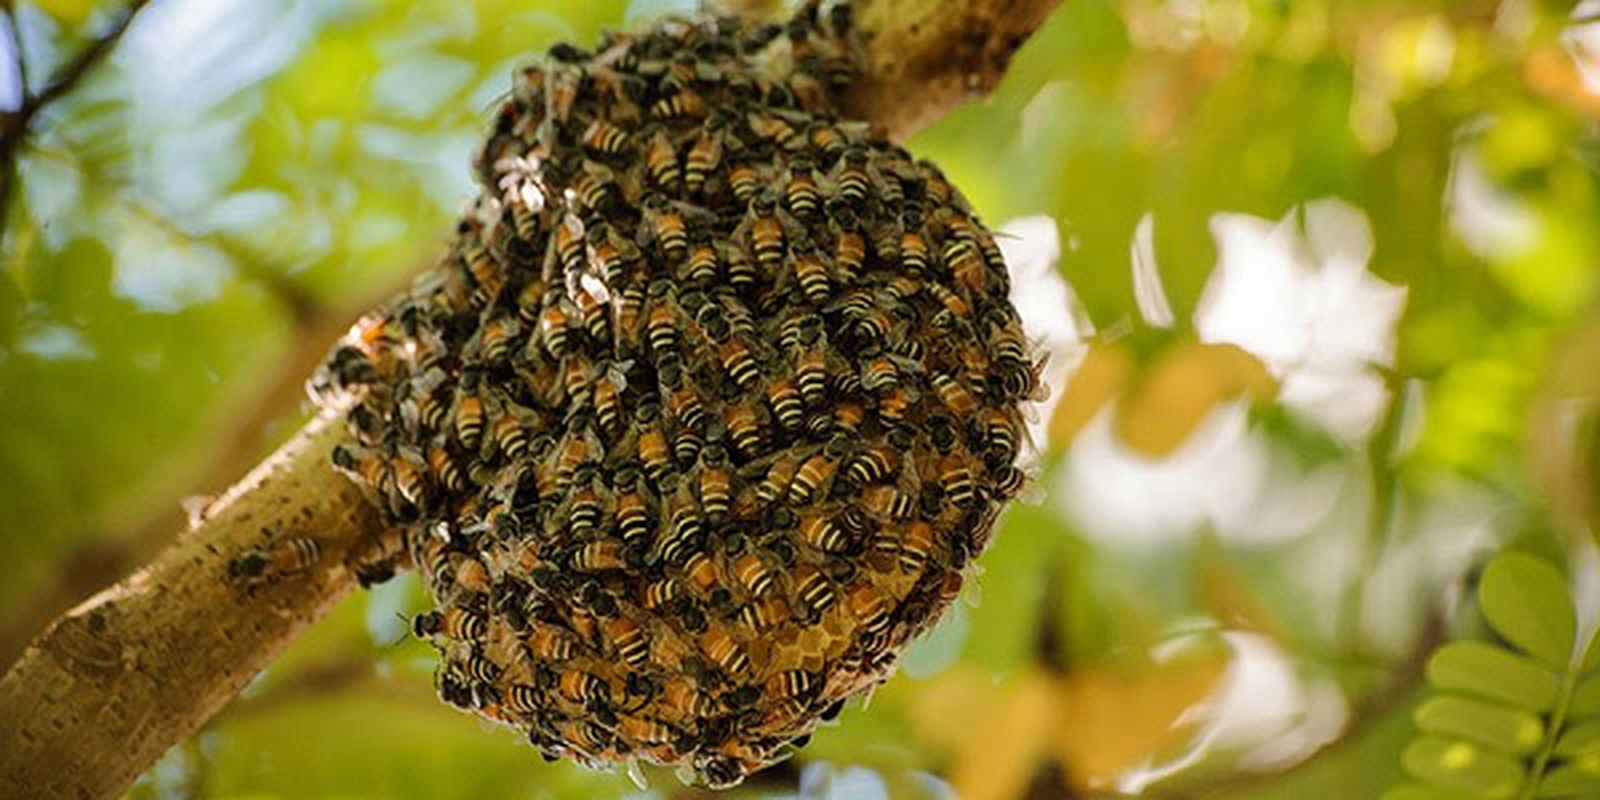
[313,4,1037,787]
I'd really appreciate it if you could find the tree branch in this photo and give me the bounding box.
[0,409,382,800]
[845,0,1062,140]
[0,1,1060,796]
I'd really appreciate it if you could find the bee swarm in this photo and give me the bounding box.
[314,4,1035,788]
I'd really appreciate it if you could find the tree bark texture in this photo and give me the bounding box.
[0,1,1062,796]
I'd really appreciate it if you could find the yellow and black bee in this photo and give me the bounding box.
[226,536,322,585]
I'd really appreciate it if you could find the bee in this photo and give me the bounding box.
[567,482,608,542]
[539,292,577,358]
[427,446,466,493]
[860,357,899,394]
[605,617,649,667]
[528,624,580,661]
[861,484,915,519]
[748,112,798,148]
[845,443,899,486]
[809,124,847,160]
[555,212,587,276]
[897,521,935,572]
[391,454,430,511]
[685,244,720,284]
[792,248,830,304]
[685,128,722,193]
[646,284,682,362]
[648,204,689,263]
[927,281,971,321]
[546,63,581,123]
[660,678,717,720]
[765,376,804,431]
[766,670,819,700]
[416,388,450,433]
[795,349,829,406]
[413,607,486,641]
[876,386,913,427]
[835,147,871,206]
[799,513,852,553]
[459,652,502,685]
[562,357,596,408]
[944,239,987,294]
[507,684,543,715]
[931,371,978,417]
[850,307,894,347]
[733,552,778,597]
[993,464,1028,500]
[641,576,682,610]
[633,404,674,484]
[727,163,761,204]
[791,565,837,621]
[847,584,892,644]
[755,452,803,505]
[588,225,636,287]
[700,628,750,677]
[718,338,761,389]
[551,427,597,493]
[939,453,978,508]
[681,548,721,594]
[835,228,866,284]
[651,88,707,119]
[659,490,705,564]
[478,316,518,364]
[613,283,647,357]
[725,244,758,291]
[900,228,931,274]
[986,407,1022,464]
[593,368,626,437]
[696,444,733,522]
[572,162,618,212]
[618,714,675,746]
[747,201,785,270]
[788,447,840,505]
[739,595,789,630]
[784,158,822,219]
[581,119,630,156]
[644,130,683,192]
[226,536,321,584]
[560,670,612,707]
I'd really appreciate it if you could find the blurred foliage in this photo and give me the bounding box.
[0,0,1597,797]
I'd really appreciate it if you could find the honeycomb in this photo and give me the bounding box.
[313,4,1037,787]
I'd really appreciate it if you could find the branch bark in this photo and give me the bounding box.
[0,1,1059,796]
[846,0,1062,140]
[0,410,382,800]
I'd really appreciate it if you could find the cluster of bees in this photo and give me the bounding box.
[310,3,1038,788]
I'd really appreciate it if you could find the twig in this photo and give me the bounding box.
[0,0,151,232]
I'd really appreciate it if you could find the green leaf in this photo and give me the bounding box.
[1479,553,1576,669]
[1555,720,1600,758]
[1569,673,1600,718]
[1402,737,1524,798]
[1427,642,1563,712]
[1533,759,1600,797]
[1383,783,1480,800]
[1414,696,1544,755]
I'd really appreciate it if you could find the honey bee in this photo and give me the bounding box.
[725,243,758,291]
[860,484,915,519]
[581,119,630,155]
[794,349,829,407]
[529,624,580,661]
[618,713,676,746]
[788,446,840,505]
[652,88,707,119]
[454,390,486,452]
[685,128,722,193]
[696,443,732,521]
[646,283,682,363]
[613,283,647,358]
[834,147,870,206]
[560,670,612,707]
[413,607,486,641]
[648,203,689,263]
[944,239,986,295]
[897,521,935,573]
[641,576,682,610]
[791,248,830,305]
[860,357,900,394]
[808,123,847,160]
[931,371,978,417]
[546,62,581,123]
[633,404,674,483]
[391,453,430,512]
[226,536,322,584]
[985,407,1021,464]
[845,442,899,486]
[644,131,682,192]
[938,453,978,508]
[567,482,607,541]
[479,316,518,364]
[748,111,798,148]
[746,200,785,270]
[798,512,852,553]
[847,584,891,644]
[727,162,760,204]
[784,158,822,219]
[733,552,778,597]
[739,595,789,630]
[572,161,618,213]
[551,427,598,492]
[680,548,721,594]
[685,244,720,284]
[900,228,930,274]
[876,386,913,427]
[700,628,750,677]
[765,670,819,700]
[791,565,836,621]
[660,678,717,720]
[834,228,865,284]
[555,212,587,276]
[724,399,766,458]
[993,464,1028,500]
[605,617,649,667]
[592,368,626,437]
[507,683,543,715]
[539,292,577,358]
[587,225,638,288]
[659,489,705,565]
[718,338,761,389]
[755,452,803,506]
[764,376,804,431]
[427,446,466,493]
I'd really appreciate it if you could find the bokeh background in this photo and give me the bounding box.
[2,0,1599,797]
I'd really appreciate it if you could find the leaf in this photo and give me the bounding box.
[1533,760,1600,797]
[1479,553,1576,670]
[1048,341,1132,446]
[1114,339,1277,457]
[1401,737,1525,798]
[1414,696,1544,755]
[1427,642,1562,712]
[1554,720,1600,758]
[1568,673,1600,718]
[1383,784,1482,800]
